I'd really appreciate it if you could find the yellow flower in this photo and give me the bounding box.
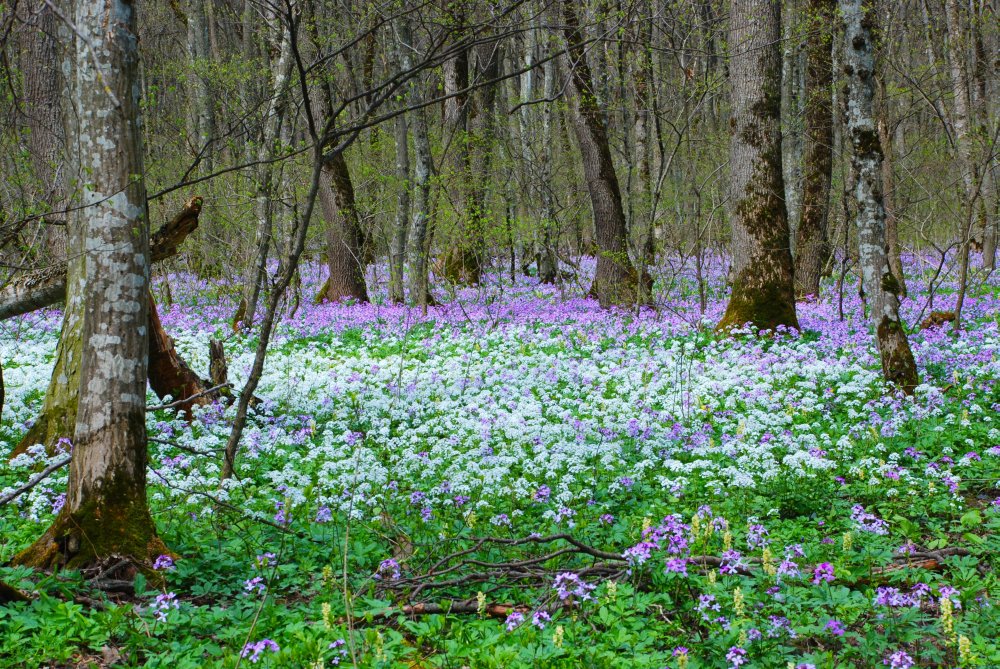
[940,596,956,644]
[476,591,487,617]
[958,635,973,665]
[762,547,776,577]
[733,587,745,618]
[842,531,853,552]
[723,530,732,551]
[322,602,332,630]
[552,625,565,648]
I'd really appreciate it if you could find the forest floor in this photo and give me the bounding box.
[2,257,1000,668]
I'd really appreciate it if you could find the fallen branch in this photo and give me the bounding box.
[0,455,71,506]
[367,599,523,621]
[0,196,202,321]
[146,383,231,412]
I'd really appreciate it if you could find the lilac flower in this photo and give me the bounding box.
[825,619,846,636]
[315,506,333,523]
[255,552,276,569]
[421,506,433,522]
[873,586,920,608]
[726,646,748,668]
[664,557,688,575]
[504,611,525,631]
[812,562,834,585]
[623,541,656,567]
[533,485,551,502]
[696,593,721,621]
[153,555,175,571]
[241,639,280,663]
[746,523,769,549]
[720,549,746,574]
[244,577,266,594]
[328,639,348,665]
[375,558,401,580]
[531,610,551,629]
[618,476,634,489]
[553,572,596,602]
[410,491,426,505]
[150,592,179,622]
[850,505,889,535]
[453,495,470,506]
[599,513,615,524]
[51,493,66,515]
[796,664,818,669]
[883,650,914,669]
[672,646,689,657]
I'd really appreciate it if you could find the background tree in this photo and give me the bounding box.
[717,0,799,331]
[841,0,919,392]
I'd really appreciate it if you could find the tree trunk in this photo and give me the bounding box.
[561,0,640,308]
[944,0,979,331]
[316,153,369,304]
[397,16,434,308]
[878,114,907,298]
[389,110,411,304]
[244,17,293,329]
[185,0,215,171]
[841,0,919,393]
[793,0,834,299]
[17,2,66,260]
[16,0,166,572]
[718,0,799,331]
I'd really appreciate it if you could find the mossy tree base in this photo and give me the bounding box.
[717,269,800,333]
[12,495,168,576]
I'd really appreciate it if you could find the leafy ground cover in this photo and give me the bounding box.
[2,258,1000,668]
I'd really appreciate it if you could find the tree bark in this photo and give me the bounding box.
[794,0,834,299]
[718,0,799,331]
[15,0,166,571]
[389,109,411,304]
[944,0,979,331]
[396,16,434,309]
[841,0,919,393]
[561,0,641,308]
[17,2,66,260]
[316,152,369,304]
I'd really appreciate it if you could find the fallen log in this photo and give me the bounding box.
[0,196,202,321]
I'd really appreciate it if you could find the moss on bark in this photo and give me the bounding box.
[12,472,168,574]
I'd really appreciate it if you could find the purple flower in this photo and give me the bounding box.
[850,504,889,535]
[531,610,551,629]
[553,572,595,601]
[504,611,525,631]
[665,557,688,575]
[673,646,689,657]
[241,639,280,663]
[315,506,333,523]
[825,619,846,636]
[599,513,615,524]
[720,549,746,574]
[746,523,769,549]
[812,562,834,585]
[883,650,914,669]
[153,555,175,571]
[255,552,276,569]
[149,591,179,622]
[375,558,401,580]
[328,639,348,664]
[244,577,266,594]
[453,495,470,506]
[533,485,551,502]
[726,646,748,668]
[421,506,433,522]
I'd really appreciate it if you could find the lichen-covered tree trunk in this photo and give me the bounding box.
[397,16,434,309]
[147,293,215,418]
[562,0,641,308]
[794,0,834,299]
[15,0,166,571]
[244,16,293,329]
[718,0,799,331]
[316,153,369,304]
[538,30,559,285]
[841,0,919,393]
